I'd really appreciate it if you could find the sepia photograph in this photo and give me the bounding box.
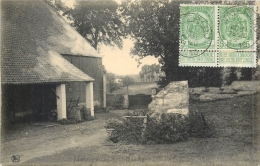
[1,0,260,165]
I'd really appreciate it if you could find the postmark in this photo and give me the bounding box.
[179,4,257,67]
[11,155,20,163]
[180,6,215,50]
[219,6,256,51]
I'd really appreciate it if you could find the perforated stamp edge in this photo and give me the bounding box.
[178,4,258,68]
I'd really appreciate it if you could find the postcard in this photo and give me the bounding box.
[1,0,259,166]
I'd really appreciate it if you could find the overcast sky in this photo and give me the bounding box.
[62,0,260,74]
[62,0,159,75]
[99,39,159,75]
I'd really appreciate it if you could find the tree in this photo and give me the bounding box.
[147,74,151,82]
[240,68,253,80]
[225,68,238,85]
[203,68,223,87]
[121,0,253,88]
[120,0,196,87]
[151,63,160,81]
[44,0,68,12]
[139,64,160,82]
[141,65,148,82]
[154,64,160,81]
[139,71,144,82]
[63,0,123,50]
[151,72,155,81]
[122,76,135,94]
[106,73,120,93]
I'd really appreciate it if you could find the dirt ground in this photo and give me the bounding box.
[1,94,260,166]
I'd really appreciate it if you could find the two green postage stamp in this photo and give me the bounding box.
[179,5,257,67]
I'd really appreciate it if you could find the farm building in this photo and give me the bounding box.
[1,0,105,124]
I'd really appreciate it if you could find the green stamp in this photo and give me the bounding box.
[179,5,257,67]
[219,52,256,67]
[179,51,217,66]
[180,6,215,50]
[219,6,255,50]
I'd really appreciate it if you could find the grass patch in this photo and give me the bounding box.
[104,94,256,164]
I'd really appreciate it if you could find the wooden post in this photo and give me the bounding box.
[123,94,129,109]
[124,116,147,137]
[103,75,106,108]
[56,84,66,120]
[86,82,94,118]
[142,116,147,137]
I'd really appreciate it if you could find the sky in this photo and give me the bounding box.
[62,0,260,73]
[62,0,159,75]
[62,0,75,8]
[99,39,159,75]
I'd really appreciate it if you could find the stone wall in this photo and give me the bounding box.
[231,81,260,91]
[148,81,189,119]
[190,81,260,101]
[106,94,124,109]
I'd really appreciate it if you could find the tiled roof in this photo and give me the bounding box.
[1,0,100,84]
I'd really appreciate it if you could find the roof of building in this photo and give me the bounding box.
[1,0,101,84]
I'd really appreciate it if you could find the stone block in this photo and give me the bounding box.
[190,87,204,95]
[167,108,189,116]
[148,81,189,120]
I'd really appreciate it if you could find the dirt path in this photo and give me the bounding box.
[1,112,119,165]
[3,129,107,165]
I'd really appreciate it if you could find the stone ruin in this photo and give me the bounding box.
[148,81,189,120]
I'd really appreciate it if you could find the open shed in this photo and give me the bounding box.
[1,0,104,124]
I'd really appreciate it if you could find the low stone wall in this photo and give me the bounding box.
[106,94,124,108]
[148,81,189,119]
[190,81,259,101]
[231,81,260,91]
[199,91,258,101]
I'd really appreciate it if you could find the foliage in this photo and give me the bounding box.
[94,105,109,113]
[158,67,223,88]
[105,110,214,145]
[120,0,257,88]
[203,68,223,87]
[122,76,135,94]
[139,72,145,82]
[120,0,196,87]
[106,118,144,144]
[62,0,123,50]
[44,0,68,12]
[142,114,189,144]
[106,94,124,109]
[139,64,160,82]
[106,73,121,93]
[225,67,238,85]
[240,68,253,80]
